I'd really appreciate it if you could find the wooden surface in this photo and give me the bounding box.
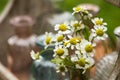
[0,62,18,80]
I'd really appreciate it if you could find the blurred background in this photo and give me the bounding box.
[0,0,120,80]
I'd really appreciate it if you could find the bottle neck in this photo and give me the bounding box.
[14,26,32,38]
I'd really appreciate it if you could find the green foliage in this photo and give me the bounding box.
[51,58,63,64]
[0,0,8,13]
[55,0,120,46]
[51,57,75,67]
[63,57,75,67]
[83,26,90,40]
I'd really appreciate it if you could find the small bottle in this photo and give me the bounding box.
[7,15,38,80]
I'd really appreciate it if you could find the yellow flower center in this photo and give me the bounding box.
[59,24,67,31]
[73,23,80,28]
[85,44,93,53]
[96,29,104,36]
[64,41,69,46]
[59,66,65,72]
[78,58,86,67]
[57,35,64,42]
[69,38,77,45]
[75,7,81,12]
[45,36,51,45]
[95,20,103,25]
[56,48,64,56]
[75,37,81,43]
[34,53,40,60]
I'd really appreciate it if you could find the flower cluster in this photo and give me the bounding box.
[31,5,108,75]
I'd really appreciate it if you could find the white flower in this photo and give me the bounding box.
[53,34,65,45]
[44,32,53,49]
[54,23,71,34]
[56,65,68,76]
[72,6,87,15]
[75,57,94,73]
[53,45,68,59]
[30,50,42,62]
[66,36,81,50]
[92,17,107,26]
[91,25,108,40]
[80,40,96,57]
[76,58,86,68]
[70,20,85,32]
[72,6,92,19]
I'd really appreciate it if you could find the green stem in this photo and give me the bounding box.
[69,69,89,80]
[39,48,53,55]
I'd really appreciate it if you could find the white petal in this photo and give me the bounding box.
[54,24,59,31]
[91,29,95,32]
[71,56,78,62]
[103,27,107,31]
[71,45,74,50]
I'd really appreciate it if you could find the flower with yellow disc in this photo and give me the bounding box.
[55,23,71,34]
[66,36,81,50]
[30,50,43,62]
[70,20,85,32]
[44,32,53,49]
[53,45,68,59]
[79,40,96,57]
[72,6,86,15]
[92,17,107,26]
[91,25,108,40]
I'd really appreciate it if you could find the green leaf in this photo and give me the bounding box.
[63,57,75,67]
[83,26,90,40]
[51,58,63,64]
[0,0,8,13]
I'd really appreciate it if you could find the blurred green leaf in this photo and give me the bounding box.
[83,26,90,40]
[51,58,63,64]
[0,0,8,13]
[63,57,75,67]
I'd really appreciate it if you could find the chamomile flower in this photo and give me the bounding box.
[77,58,86,67]
[53,45,68,59]
[44,32,53,49]
[56,65,68,76]
[80,40,96,57]
[53,34,65,45]
[92,17,107,26]
[54,23,71,34]
[75,57,94,73]
[72,6,92,19]
[66,36,81,50]
[75,57,87,73]
[30,50,42,62]
[91,25,108,40]
[72,6,87,15]
[70,21,85,32]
